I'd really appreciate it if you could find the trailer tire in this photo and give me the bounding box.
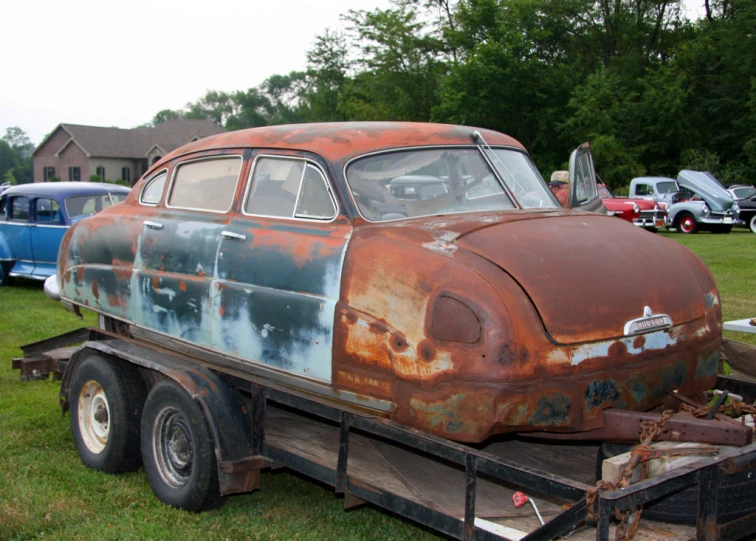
[597,443,756,524]
[70,354,146,473]
[141,379,225,512]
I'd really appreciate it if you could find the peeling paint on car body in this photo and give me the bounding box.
[56,122,723,443]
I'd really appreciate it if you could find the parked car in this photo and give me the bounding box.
[0,182,130,284]
[666,171,740,234]
[50,122,721,443]
[628,176,693,206]
[724,183,756,233]
[597,182,667,231]
[629,173,739,234]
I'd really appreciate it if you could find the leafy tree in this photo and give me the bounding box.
[152,109,188,125]
[304,30,351,122]
[341,3,446,121]
[2,127,34,158]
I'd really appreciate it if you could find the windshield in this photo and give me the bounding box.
[345,148,557,221]
[733,186,756,200]
[657,181,680,194]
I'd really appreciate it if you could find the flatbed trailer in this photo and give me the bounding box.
[13,327,756,541]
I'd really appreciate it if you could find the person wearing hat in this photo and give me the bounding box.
[548,171,570,207]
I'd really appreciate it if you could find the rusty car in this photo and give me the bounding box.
[24,122,756,532]
[50,122,723,447]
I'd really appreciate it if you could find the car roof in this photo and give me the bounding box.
[1,182,131,199]
[154,122,525,171]
[631,176,677,183]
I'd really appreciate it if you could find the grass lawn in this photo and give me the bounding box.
[1,228,754,540]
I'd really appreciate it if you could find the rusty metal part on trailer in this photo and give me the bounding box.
[12,328,756,540]
[51,122,723,443]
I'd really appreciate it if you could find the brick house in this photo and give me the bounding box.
[32,120,226,184]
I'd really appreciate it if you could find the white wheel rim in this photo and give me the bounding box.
[750,215,756,233]
[78,380,111,453]
[152,406,193,489]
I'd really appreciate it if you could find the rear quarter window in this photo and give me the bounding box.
[168,157,242,213]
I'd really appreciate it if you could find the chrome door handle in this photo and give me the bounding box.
[143,220,164,230]
[221,231,246,241]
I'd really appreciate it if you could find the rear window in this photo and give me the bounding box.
[168,157,242,213]
[66,192,126,218]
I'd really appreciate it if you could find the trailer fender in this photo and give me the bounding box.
[61,341,257,495]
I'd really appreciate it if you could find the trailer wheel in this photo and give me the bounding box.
[141,379,225,512]
[597,443,756,524]
[70,354,146,473]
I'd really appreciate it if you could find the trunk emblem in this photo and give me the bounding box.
[623,306,673,336]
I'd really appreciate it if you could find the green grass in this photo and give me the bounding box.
[1,229,755,539]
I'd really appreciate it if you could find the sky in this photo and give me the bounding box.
[1,0,392,146]
[3,0,703,147]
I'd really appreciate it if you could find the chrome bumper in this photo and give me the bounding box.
[44,274,61,301]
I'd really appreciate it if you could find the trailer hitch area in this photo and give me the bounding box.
[527,407,754,446]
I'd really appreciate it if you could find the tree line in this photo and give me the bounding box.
[1,127,34,185]
[150,0,756,188]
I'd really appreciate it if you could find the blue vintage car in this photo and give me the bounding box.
[0,182,130,285]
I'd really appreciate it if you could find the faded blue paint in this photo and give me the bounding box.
[696,349,720,379]
[527,394,571,427]
[212,220,350,382]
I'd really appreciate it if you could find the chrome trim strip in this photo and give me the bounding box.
[241,154,340,224]
[165,155,243,214]
[35,224,69,229]
[9,273,46,281]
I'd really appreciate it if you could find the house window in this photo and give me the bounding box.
[43,167,56,181]
[69,167,81,181]
[152,156,162,164]
[122,167,131,183]
[96,166,106,181]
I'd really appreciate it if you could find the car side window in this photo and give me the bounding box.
[140,171,167,206]
[168,157,242,213]
[245,157,336,220]
[9,196,30,222]
[0,196,6,220]
[35,198,62,223]
[636,184,650,196]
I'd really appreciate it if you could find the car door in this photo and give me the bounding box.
[4,195,35,276]
[134,155,245,349]
[568,143,606,214]
[213,153,350,382]
[30,196,67,277]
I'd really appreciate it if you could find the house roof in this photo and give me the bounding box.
[33,120,225,159]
